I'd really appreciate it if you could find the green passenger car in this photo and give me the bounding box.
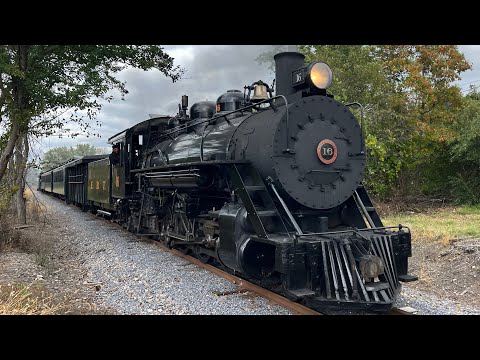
[111,163,126,199]
[40,171,53,192]
[87,158,112,209]
[52,166,66,196]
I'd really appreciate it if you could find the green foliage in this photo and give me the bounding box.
[388,93,480,204]
[364,134,402,196]
[450,95,480,162]
[298,45,389,106]
[40,144,99,171]
[441,94,480,204]
[1,45,181,139]
[375,45,470,142]
[448,174,480,204]
[0,173,17,211]
[0,45,182,213]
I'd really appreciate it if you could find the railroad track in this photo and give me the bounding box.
[150,240,321,315]
[389,307,415,315]
[148,236,412,316]
[92,210,412,315]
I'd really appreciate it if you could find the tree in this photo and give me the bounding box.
[296,46,412,195]
[12,133,28,223]
[0,45,182,223]
[298,45,390,106]
[375,45,470,141]
[372,46,471,195]
[445,94,480,203]
[257,45,471,197]
[257,45,402,194]
[256,45,389,105]
[40,144,99,171]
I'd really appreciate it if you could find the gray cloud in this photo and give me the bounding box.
[36,45,275,154]
[457,45,480,91]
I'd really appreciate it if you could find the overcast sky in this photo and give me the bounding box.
[35,45,480,155]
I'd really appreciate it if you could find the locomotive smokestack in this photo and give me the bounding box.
[181,95,188,110]
[274,49,305,97]
[181,95,188,117]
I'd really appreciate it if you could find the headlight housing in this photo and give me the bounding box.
[306,62,333,90]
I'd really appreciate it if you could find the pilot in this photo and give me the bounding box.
[109,144,120,165]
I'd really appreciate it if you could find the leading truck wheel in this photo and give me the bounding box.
[196,253,211,263]
[193,246,211,263]
[177,245,191,255]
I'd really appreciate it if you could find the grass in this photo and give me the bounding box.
[0,283,62,315]
[1,188,55,269]
[0,283,106,315]
[1,187,42,253]
[0,189,113,315]
[0,215,19,253]
[24,187,33,200]
[25,187,46,222]
[383,204,480,245]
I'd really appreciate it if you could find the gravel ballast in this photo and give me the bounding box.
[395,286,480,315]
[36,191,479,315]
[37,192,292,315]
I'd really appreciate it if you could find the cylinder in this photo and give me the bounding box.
[320,217,329,232]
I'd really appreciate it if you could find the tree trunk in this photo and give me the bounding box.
[0,45,29,185]
[0,120,20,182]
[13,132,28,224]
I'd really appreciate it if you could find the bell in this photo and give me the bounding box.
[251,84,268,103]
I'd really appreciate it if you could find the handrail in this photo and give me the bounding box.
[353,190,375,228]
[345,102,365,152]
[266,177,299,237]
[294,225,410,240]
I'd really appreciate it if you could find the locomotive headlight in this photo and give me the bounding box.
[307,62,333,90]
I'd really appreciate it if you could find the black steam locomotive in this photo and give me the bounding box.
[39,50,417,311]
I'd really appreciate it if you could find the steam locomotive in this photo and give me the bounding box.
[39,50,417,311]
